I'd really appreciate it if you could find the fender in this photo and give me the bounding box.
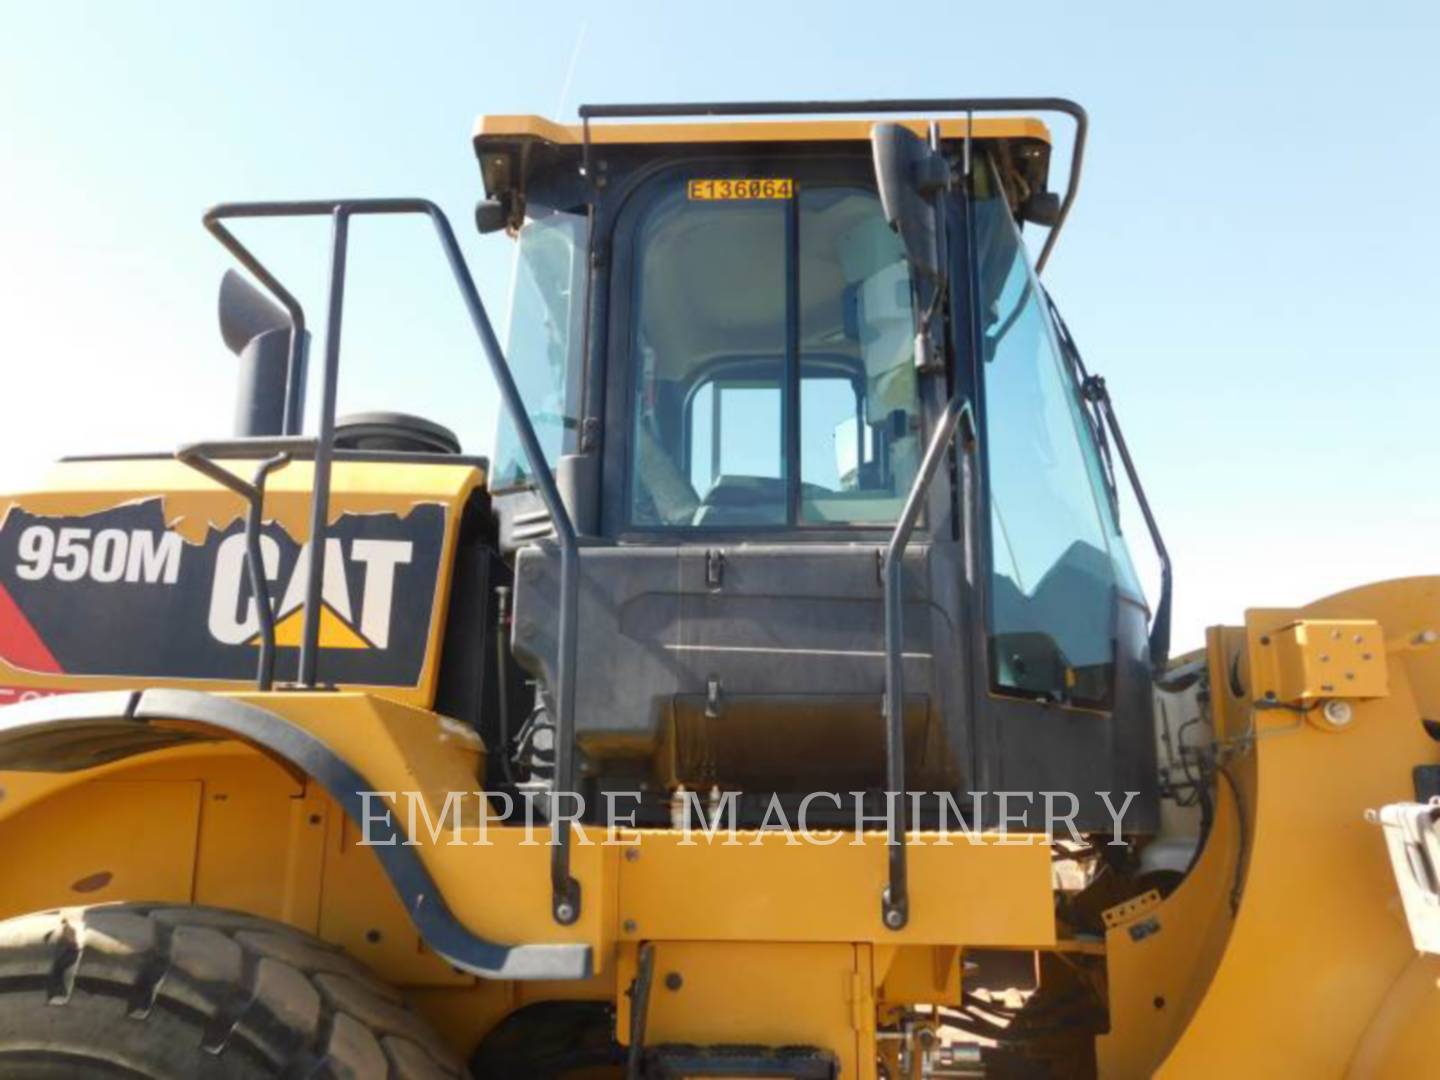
[0,689,591,981]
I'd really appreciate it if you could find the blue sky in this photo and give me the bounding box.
[1,1,1437,648]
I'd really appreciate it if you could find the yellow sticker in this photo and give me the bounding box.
[688,178,794,201]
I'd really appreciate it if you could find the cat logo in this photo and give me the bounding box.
[0,499,444,687]
[208,534,412,651]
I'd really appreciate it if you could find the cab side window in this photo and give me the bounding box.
[976,185,1124,706]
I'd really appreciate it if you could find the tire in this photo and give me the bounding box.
[0,903,466,1079]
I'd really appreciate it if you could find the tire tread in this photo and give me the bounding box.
[0,904,463,1079]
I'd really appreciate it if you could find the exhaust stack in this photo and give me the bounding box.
[217,269,306,436]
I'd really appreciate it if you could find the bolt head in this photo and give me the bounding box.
[623,919,638,934]
[555,902,576,923]
[884,908,905,929]
[1322,699,1354,727]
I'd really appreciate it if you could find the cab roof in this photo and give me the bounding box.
[471,112,1056,217]
[473,113,1051,147]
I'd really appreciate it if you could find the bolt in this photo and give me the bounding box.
[308,814,322,826]
[1319,654,1330,663]
[1153,995,1166,1010]
[555,902,576,924]
[365,929,382,944]
[623,919,638,934]
[884,908,905,930]
[1259,635,1271,646]
[1323,700,1354,727]
[664,972,683,991]
[624,847,640,862]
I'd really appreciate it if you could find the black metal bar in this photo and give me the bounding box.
[579,97,1086,272]
[626,942,656,1079]
[297,210,349,688]
[881,394,975,930]
[1084,375,1173,673]
[182,436,319,460]
[1040,290,1174,676]
[418,206,585,926]
[199,197,584,920]
[783,193,800,524]
[174,448,291,690]
[246,455,291,689]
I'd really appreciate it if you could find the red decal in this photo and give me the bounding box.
[0,581,61,674]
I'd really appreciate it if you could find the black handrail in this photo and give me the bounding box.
[196,199,583,924]
[1083,374,1173,673]
[1042,295,1174,675]
[880,394,976,930]
[578,97,1086,272]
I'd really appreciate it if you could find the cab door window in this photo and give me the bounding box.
[627,176,921,528]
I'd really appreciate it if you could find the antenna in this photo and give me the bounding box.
[553,21,588,119]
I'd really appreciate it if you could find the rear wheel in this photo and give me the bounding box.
[0,903,465,1079]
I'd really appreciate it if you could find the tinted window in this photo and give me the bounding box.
[977,184,1121,705]
[798,188,919,524]
[491,212,587,490]
[627,177,919,527]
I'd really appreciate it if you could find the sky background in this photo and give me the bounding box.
[1,1,1436,650]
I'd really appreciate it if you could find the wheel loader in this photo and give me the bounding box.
[0,97,1436,1078]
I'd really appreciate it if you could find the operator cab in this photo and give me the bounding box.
[476,109,1161,832]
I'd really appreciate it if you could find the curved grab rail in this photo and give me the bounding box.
[197,200,583,925]
[880,394,976,930]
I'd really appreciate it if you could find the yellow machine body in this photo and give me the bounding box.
[3,536,1437,1074]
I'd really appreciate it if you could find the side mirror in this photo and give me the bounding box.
[1021,190,1062,227]
[474,199,510,235]
[871,123,948,280]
